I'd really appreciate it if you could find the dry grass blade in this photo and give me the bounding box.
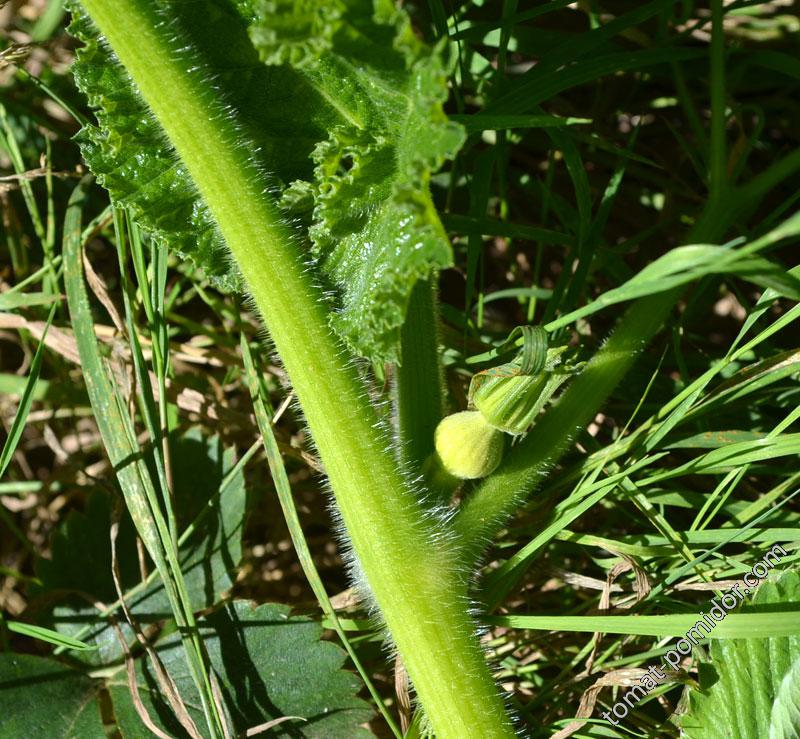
[394,656,412,734]
[82,247,126,334]
[209,670,233,739]
[551,668,676,739]
[110,618,173,739]
[586,557,652,673]
[243,715,306,737]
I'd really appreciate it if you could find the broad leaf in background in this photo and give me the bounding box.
[0,655,105,738]
[34,490,142,666]
[0,603,371,738]
[679,569,800,738]
[107,601,373,737]
[69,0,463,362]
[35,484,140,602]
[34,430,246,666]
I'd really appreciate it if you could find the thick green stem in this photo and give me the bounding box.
[77,1,514,736]
[395,279,445,473]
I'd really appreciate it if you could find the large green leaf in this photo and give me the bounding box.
[107,601,373,737]
[247,0,464,361]
[679,569,800,738]
[0,655,105,738]
[69,0,463,362]
[35,484,140,603]
[35,430,246,666]
[68,0,334,292]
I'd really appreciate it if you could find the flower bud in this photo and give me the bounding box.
[472,372,550,436]
[434,411,504,480]
[470,347,572,436]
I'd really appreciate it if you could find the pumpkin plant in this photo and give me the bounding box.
[2,0,799,737]
[65,0,800,735]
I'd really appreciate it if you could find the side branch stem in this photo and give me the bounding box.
[396,279,445,472]
[453,287,681,559]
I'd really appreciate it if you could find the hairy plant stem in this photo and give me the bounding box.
[77,1,514,735]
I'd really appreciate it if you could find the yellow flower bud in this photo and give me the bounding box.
[434,411,504,480]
